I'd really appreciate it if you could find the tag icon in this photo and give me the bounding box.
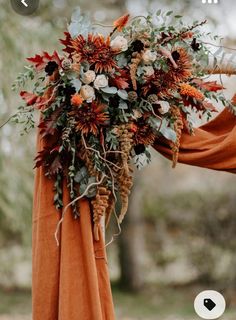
[194,290,226,319]
[204,298,216,311]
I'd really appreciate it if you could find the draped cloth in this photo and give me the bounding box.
[154,108,236,174]
[32,107,236,320]
[32,132,115,320]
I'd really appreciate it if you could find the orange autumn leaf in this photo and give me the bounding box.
[192,79,225,92]
[113,13,130,31]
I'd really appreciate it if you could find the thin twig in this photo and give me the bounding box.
[81,133,122,170]
[201,41,236,52]
[0,114,16,129]
[54,174,106,246]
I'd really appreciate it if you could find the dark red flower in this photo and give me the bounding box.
[70,101,110,136]
[69,34,117,73]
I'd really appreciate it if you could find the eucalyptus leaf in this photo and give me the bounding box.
[118,90,128,100]
[68,7,92,38]
[101,86,118,94]
[160,119,177,142]
[119,101,128,109]
[74,166,88,183]
[70,78,82,92]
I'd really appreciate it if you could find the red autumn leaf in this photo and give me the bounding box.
[231,93,236,105]
[34,147,51,168]
[192,79,225,92]
[34,145,62,176]
[27,51,61,71]
[20,91,38,106]
[202,100,218,112]
[112,76,129,90]
[110,69,130,89]
[60,32,74,55]
[38,108,61,137]
[20,91,47,109]
[34,96,48,110]
[49,155,62,176]
[38,119,57,137]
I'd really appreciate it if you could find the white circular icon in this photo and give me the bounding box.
[194,290,226,319]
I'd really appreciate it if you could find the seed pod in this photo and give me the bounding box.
[147,94,158,104]
[128,91,138,102]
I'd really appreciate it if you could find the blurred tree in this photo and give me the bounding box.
[118,173,146,291]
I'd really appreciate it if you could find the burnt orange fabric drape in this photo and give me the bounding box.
[32,108,235,320]
[32,131,115,319]
[154,108,236,174]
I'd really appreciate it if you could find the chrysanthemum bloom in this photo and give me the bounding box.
[167,47,192,83]
[71,94,83,106]
[180,83,204,100]
[113,13,130,32]
[70,101,110,136]
[142,47,192,98]
[70,34,117,73]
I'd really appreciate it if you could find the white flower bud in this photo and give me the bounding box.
[81,70,96,84]
[142,49,157,64]
[110,36,128,52]
[158,101,170,114]
[94,75,108,90]
[143,66,155,77]
[80,85,95,102]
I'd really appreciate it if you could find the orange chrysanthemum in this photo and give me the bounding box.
[142,47,192,98]
[70,34,117,73]
[180,83,204,100]
[168,47,192,83]
[70,101,109,136]
[71,94,83,106]
[113,13,130,31]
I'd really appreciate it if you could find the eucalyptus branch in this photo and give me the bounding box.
[201,41,236,52]
[160,19,207,45]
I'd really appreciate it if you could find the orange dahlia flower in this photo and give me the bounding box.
[180,83,204,100]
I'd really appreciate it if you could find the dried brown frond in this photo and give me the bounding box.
[130,51,143,91]
[92,186,111,241]
[78,144,98,177]
[114,124,134,223]
[170,106,184,168]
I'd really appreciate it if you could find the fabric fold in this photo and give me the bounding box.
[154,108,236,173]
[32,131,115,320]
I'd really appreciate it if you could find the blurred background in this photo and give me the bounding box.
[0,0,236,319]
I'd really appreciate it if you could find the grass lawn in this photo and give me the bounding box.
[0,285,236,319]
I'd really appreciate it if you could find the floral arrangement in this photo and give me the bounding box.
[12,8,231,241]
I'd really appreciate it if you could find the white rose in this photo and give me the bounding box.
[133,109,142,119]
[80,85,95,102]
[158,101,170,114]
[142,50,157,64]
[143,66,155,77]
[94,75,108,90]
[110,36,128,52]
[81,70,96,84]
